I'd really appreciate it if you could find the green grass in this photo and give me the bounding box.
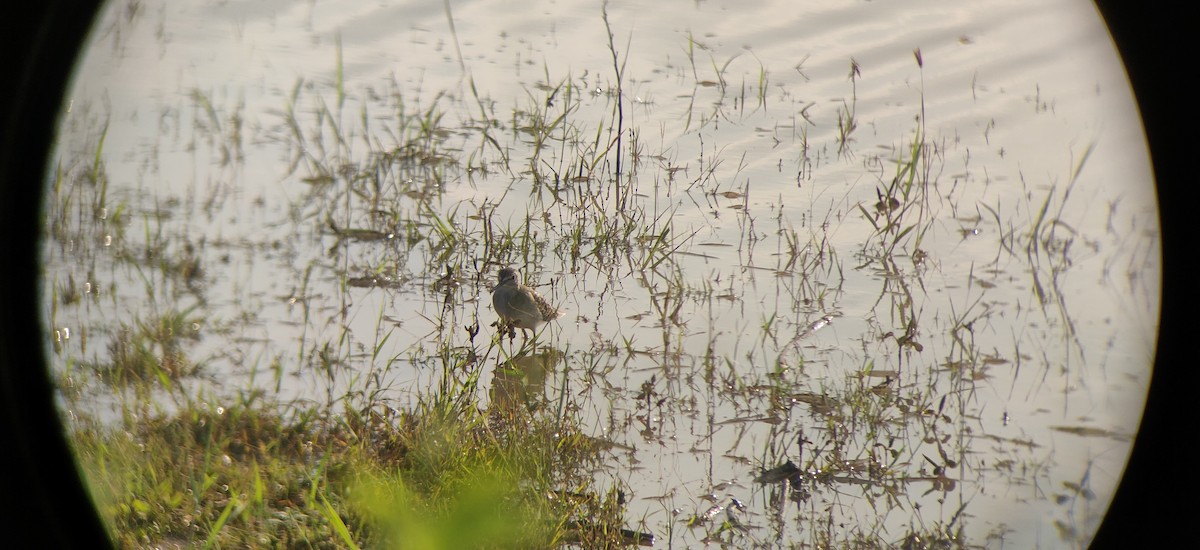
[67,366,628,548]
[41,7,1117,547]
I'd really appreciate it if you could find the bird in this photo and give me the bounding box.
[492,267,561,339]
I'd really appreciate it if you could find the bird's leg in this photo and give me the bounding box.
[496,319,515,342]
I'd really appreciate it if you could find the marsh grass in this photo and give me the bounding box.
[54,70,956,549]
[49,75,642,548]
[68,373,624,548]
[40,5,1124,547]
[836,59,861,157]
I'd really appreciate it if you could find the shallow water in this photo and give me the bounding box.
[46,0,1158,546]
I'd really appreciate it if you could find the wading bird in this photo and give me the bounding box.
[492,267,561,340]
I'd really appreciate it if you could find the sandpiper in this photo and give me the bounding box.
[492,267,561,339]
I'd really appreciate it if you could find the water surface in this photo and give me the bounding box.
[46,0,1158,546]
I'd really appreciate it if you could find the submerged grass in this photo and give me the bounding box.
[51,57,641,547]
[41,5,1120,547]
